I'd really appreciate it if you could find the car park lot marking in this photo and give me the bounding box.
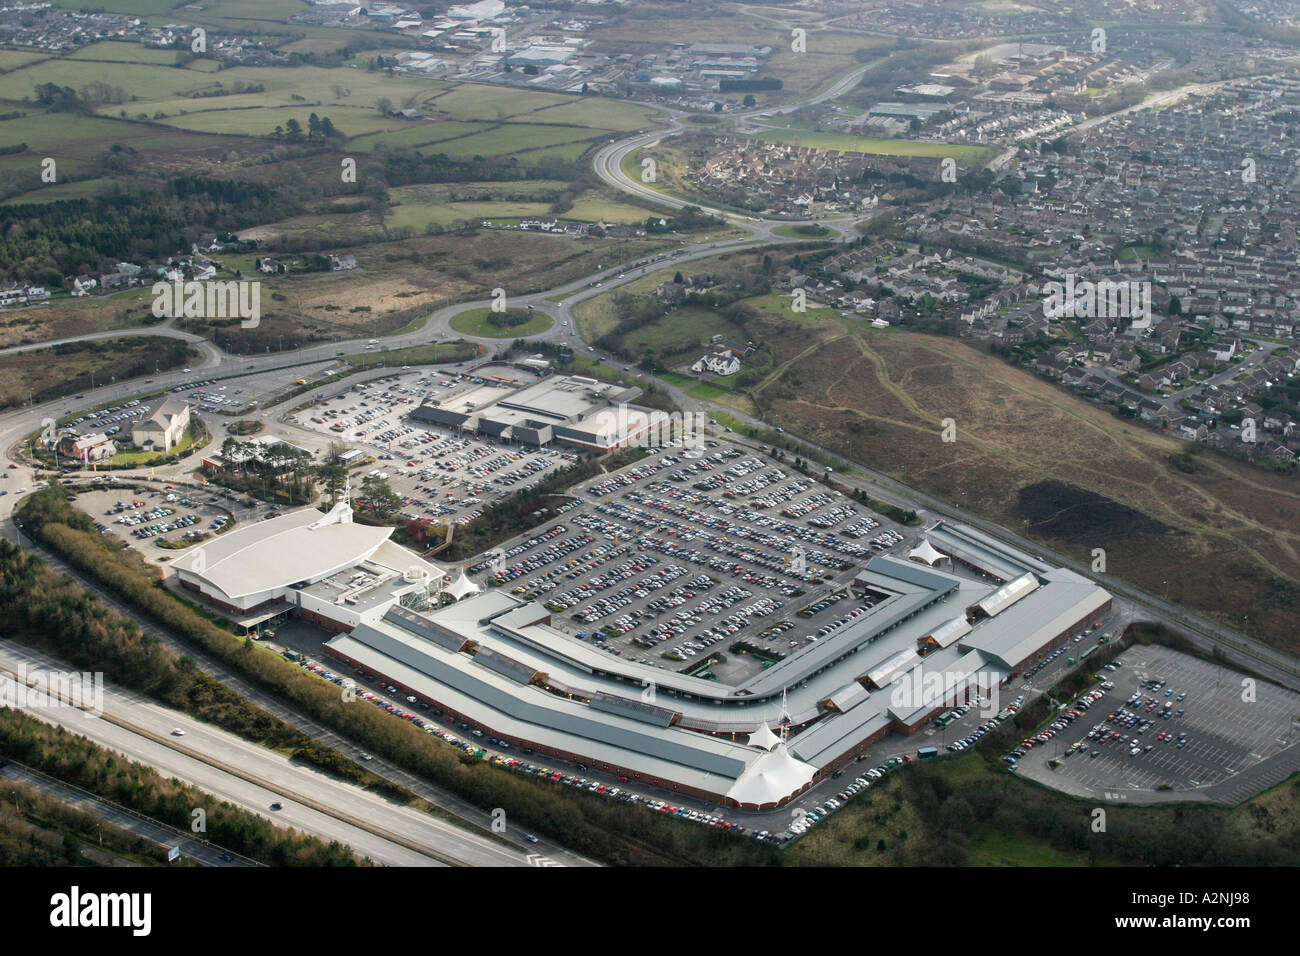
[289,371,578,528]
[464,439,913,683]
[1016,647,1300,803]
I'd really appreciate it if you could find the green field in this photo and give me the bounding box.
[743,292,840,323]
[435,123,601,159]
[0,52,666,172]
[754,130,997,163]
[687,381,730,400]
[66,42,187,65]
[385,198,554,232]
[772,223,832,239]
[51,0,183,13]
[450,307,553,338]
[0,113,241,179]
[0,49,50,70]
[346,120,490,152]
[623,304,744,356]
[1,177,114,204]
[567,196,657,224]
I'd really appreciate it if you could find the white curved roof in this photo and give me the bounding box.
[907,538,946,566]
[971,571,1040,618]
[173,506,392,600]
[922,615,972,649]
[725,743,816,806]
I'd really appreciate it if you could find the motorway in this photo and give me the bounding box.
[0,58,1296,861]
[0,760,262,867]
[0,641,532,867]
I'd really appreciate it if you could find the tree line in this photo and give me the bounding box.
[17,484,772,866]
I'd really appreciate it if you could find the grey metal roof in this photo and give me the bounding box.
[384,605,468,652]
[863,555,961,595]
[328,635,746,793]
[962,568,1111,669]
[926,520,1055,580]
[473,647,539,685]
[330,625,749,778]
[825,681,870,713]
[588,692,679,727]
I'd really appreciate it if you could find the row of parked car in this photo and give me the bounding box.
[784,756,915,840]
[948,694,1025,753]
[291,655,784,842]
[1002,685,1111,767]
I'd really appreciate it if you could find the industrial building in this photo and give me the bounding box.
[410,373,669,451]
[322,520,1111,810]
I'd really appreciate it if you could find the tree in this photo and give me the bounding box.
[743,94,756,108]
[284,118,303,140]
[308,113,322,139]
[360,474,401,519]
[376,97,393,116]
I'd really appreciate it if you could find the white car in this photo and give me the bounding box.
[170,728,185,736]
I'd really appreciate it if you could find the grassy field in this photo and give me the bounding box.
[343,342,481,366]
[381,186,656,231]
[50,0,182,13]
[0,337,200,409]
[743,292,840,324]
[772,223,832,239]
[1,177,115,204]
[754,129,998,163]
[571,267,684,340]
[0,289,161,349]
[622,304,745,361]
[736,314,1300,655]
[66,42,187,65]
[0,49,50,70]
[686,381,731,400]
[0,53,664,171]
[0,113,253,180]
[450,307,552,338]
[658,371,693,387]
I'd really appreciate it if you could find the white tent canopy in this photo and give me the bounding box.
[724,743,817,807]
[907,538,946,566]
[446,571,483,602]
[745,722,781,751]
